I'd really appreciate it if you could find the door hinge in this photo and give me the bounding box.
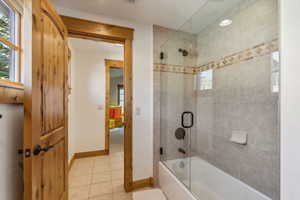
[160,147,163,155]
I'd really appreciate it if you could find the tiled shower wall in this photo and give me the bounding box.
[194,0,279,199]
[153,0,279,199]
[196,0,278,66]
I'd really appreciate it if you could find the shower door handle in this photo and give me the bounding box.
[181,111,194,128]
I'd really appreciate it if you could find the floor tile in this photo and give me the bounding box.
[94,156,110,162]
[70,167,93,177]
[69,175,92,188]
[111,170,124,181]
[91,171,111,184]
[74,158,94,165]
[94,160,111,169]
[113,192,132,200]
[110,162,123,171]
[93,164,111,174]
[89,182,113,198]
[89,194,113,200]
[69,185,89,200]
[72,163,94,171]
[112,180,125,193]
[110,154,123,160]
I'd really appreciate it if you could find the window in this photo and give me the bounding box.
[0,0,21,83]
[197,69,213,90]
[118,84,124,111]
[271,51,280,93]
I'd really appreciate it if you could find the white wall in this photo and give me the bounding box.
[0,105,23,200]
[58,7,154,181]
[280,0,300,199]
[68,42,76,162]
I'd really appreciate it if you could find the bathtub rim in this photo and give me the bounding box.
[160,156,273,200]
[159,161,198,200]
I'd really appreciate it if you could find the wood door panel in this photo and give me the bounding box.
[42,139,66,200]
[42,13,65,135]
[25,0,69,200]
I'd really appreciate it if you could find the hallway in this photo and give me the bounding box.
[110,127,124,154]
[69,151,129,200]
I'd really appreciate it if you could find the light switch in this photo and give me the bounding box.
[135,107,141,116]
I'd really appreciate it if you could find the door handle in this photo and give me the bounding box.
[33,145,54,156]
[181,111,194,128]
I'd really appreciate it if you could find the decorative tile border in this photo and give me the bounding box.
[194,39,279,73]
[154,39,279,74]
[153,64,195,74]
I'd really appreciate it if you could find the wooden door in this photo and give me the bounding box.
[24,0,69,200]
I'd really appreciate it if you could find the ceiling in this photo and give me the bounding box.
[53,0,208,30]
[179,0,244,34]
[55,0,245,34]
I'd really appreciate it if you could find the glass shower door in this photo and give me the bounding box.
[176,0,280,200]
[158,28,196,189]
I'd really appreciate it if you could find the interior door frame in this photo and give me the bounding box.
[60,15,134,192]
[105,59,124,153]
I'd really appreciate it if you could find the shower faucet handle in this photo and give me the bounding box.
[178,148,186,154]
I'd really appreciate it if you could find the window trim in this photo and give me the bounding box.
[0,37,20,50]
[0,78,23,88]
[0,0,24,104]
[0,0,23,90]
[4,0,23,14]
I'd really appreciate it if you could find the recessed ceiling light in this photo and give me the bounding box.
[219,19,232,27]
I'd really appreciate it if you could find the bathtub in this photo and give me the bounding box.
[159,157,272,200]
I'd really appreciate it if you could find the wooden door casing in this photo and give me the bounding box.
[24,0,69,200]
[61,15,134,192]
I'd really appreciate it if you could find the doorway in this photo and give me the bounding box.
[61,15,134,192]
[68,36,127,198]
[105,60,125,154]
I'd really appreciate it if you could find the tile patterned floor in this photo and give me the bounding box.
[69,151,132,200]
